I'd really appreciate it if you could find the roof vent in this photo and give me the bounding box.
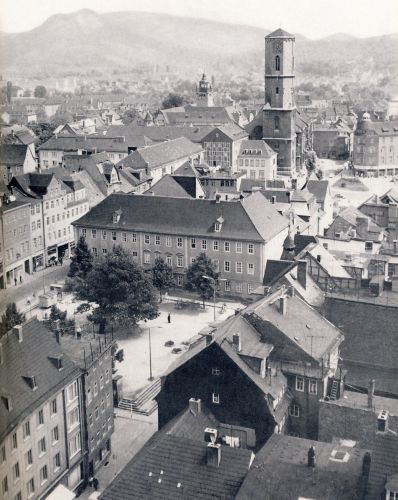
[1,395,13,412]
[232,333,241,352]
[23,375,38,391]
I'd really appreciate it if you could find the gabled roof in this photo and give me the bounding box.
[99,433,252,500]
[0,144,28,166]
[160,105,235,126]
[332,206,384,240]
[244,291,343,361]
[72,191,287,242]
[115,137,203,170]
[0,319,80,441]
[143,175,193,199]
[143,125,214,143]
[201,124,248,142]
[39,134,130,153]
[173,161,200,178]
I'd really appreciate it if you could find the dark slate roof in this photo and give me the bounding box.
[9,172,73,198]
[356,120,398,137]
[39,134,130,153]
[142,125,214,143]
[143,175,193,199]
[99,433,252,500]
[72,191,288,242]
[368,433,398,499]
[165,404,220,442]
[0,144,28,166]
[240,179,286,192]
[237,434,368,500]
[322,297,398,395]
[102,125,153,148]
[115,137,203,170]
[265,28,295,38]
[307,180,330,205]
[0,319,80,441]
[326,206,384,241]
[263,259,298,286]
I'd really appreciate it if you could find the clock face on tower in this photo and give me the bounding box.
[273,40,283,52]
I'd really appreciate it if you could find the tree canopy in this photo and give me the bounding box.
[152,257,175,301]
[161,93,186,109]
[186,253,219,307]
[0,303,26,338]
[66,236,93,292]
[34,85,47,98]
[43,304,72,334]
[73,246,159,333]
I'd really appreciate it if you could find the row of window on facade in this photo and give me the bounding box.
[238,158,272,167]
[4,241,30,263]
[88,395,112,426]
[82,229,255,254]
[1,460,58,499]
[48,226,72,241]
[46,205,87,225]
[86,369,111,404]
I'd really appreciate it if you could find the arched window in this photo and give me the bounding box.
[274,116,280,131]
[275,55,280,71]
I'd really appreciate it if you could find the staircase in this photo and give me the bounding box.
[329,379,339,401]
[118,378,161,416]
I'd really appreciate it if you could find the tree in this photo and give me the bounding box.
[152,257,175,302]
[74,246,159,333]
[305,150,318,172]
[161,93,186,109]
[186,253,219,308]
[43,304,71,333]
[34,85,47,98]
[66,236,93,292]
[0,303,25,337]
[316,169,324,180]
[121,109,138,125]
[27,122,57,146]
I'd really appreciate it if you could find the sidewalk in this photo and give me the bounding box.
[79,409,158,499]
[0,260,69,315]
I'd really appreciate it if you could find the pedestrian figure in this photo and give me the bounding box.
[168,313,171,324]
[93,477,99,491]
[59,256,63,265]
[20,276,22,284]
[14,277,17,286]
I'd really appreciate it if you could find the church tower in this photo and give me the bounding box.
[196,73,214,107]
[263,29,296,177]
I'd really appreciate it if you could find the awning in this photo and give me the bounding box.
[46,484,76,500]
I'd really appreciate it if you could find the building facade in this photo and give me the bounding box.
[72,192,289,298]
[237,140,277,180]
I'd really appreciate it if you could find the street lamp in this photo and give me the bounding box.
[202,275,226,321]
[144,322,162,382]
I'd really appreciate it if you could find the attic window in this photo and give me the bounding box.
[23,375,38,391]
[112,209,122,223]
[1,395,12,412]
[49,354,64,371]
[214,216,224,232]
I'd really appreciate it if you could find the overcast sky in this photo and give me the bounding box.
[2,0,398,39]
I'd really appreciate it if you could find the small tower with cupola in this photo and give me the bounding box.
[263,28,297,177]
[196,73,214,107]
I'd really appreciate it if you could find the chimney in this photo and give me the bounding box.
[317,254,321,263]
[232,333,241,352]
[393,240,398,255]
[204,428,218,443]
[368,379,375,409]
[279,296,287,315]
[377,410,389,432]
[14,325,23,343]
[189,398,201,415]
[307,446,316,467]
[286,191,292,203]
[206,443,221,467]
[362,452,371,480]
[215,193,221,204]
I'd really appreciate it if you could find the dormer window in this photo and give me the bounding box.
[23,375,38,391]
[112,209,122,224]
[49,354,64,371]
[1,395,12,412]
[215,216,224,232]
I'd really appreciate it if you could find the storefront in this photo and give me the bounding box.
[32,253,44,272]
